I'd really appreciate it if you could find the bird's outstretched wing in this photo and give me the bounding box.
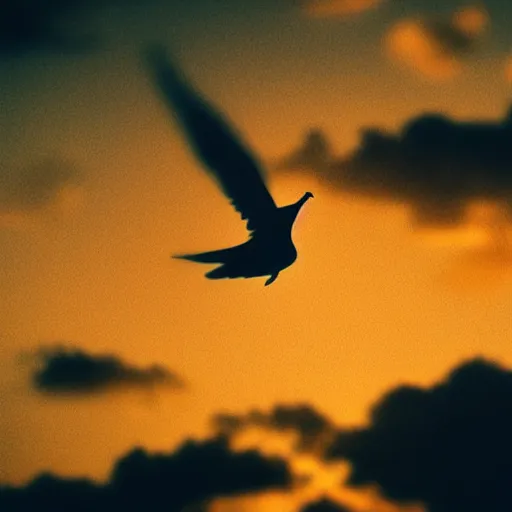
[145,45,277,231]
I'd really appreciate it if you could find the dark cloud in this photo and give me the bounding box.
[213,404,335,453]
[0,0,165,57]
[385,6,489,79]
[0,158,81,220]
[32,346,185,395]
[110,437,292,510]
[277,129,334,175]
[326,358,512,512]
[0,436,292,511]
[0,0,101,57]
[0,474,105,512]
[277,106,512,226]
[300,497,353,512]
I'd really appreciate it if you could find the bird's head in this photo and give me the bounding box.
[292,191,314,226]
[295,191,314,211]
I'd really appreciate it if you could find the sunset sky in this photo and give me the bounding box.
[2,1,512,511]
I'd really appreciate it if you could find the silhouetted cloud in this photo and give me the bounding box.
[277,105,512,227]
[300,497,353,512]
[32,346,185,395]
[385,5,489,79]
[0,0,167,57]
[0,475,105,512]
[326,358,512,512]
[213,404,335,453]
[0,437,292,511]
[0,0,101,57]
[301,0,384,18]
[0,158,81,223]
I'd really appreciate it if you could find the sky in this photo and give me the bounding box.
[1,0,512,511]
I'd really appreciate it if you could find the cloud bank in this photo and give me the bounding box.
[326,358,512,512]
[277,105,512,227]
[0,437,292,511]
[10,356,512,511]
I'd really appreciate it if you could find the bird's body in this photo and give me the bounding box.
[146,45,312,285]
[176,196,311,284]
[192,235,297,281]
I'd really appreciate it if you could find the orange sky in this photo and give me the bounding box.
[1,1,512,511]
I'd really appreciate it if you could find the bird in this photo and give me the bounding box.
[145,45,313,286]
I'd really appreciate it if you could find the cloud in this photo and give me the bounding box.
[277,129,334,175]
[326,358,512,512]
[438,211,512,290]
[213,404,336,454]
[385,5,489,79]
[276,105,512,228]
[0,0,164,58]
[110,437,292,510]
[0,475,104,511]
[32,345,185,395]
[300,497,353,511]
[0,0,100,57]
[0,436,292,511]
[0,158,82,225]
[301,0,384,18]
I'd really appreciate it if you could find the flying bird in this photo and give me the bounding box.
[146,45,313,286]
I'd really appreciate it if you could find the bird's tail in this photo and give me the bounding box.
[172,245,241,264]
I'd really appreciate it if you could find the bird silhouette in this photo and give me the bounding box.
[145,45,313,286]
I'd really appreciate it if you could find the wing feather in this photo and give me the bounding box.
[146,46,277,231]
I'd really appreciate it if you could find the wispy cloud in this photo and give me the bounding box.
[0,158,82,228]
[437,206,512,291]
[213,404,336,455]
[301,0,384,18]
[385,5,489,80]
